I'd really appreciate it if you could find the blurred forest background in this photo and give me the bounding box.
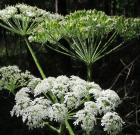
[0,0,140,135]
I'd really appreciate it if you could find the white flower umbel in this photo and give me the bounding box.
[22,97,51,129]
[101,112,124,135]
[84,101,98,115]
[34,77,55,96]
[64,92,81,109]
[100,89,121,108]
[96,96,114,114]
[11,88,51,129]
[95,89,121,114]
[87,82,102,91]
[11,75,123,133]
[27,78,41,90]
[0,4,63,37]
[74,109,96,132]
[15,4,63,20]
[50,103,68,122]
[0,6,17,20]
[51,76,69,98]
[88,82,102,100]
[69,76,88,98]
[0,65,34,93]
[89,88,101,99]
[11,87,31,117]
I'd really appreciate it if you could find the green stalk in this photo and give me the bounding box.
[59,122,66,135]
[44,122,60,134]
[85,131,90,135]
[24,39,58,103]
[65,120,75,135]
[24,37,46,79]
[86,63,93,81]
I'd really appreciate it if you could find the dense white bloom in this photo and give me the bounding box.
[56,75,69,85]
[0,6,17,20]
[87,82,102,91]
[14,87,31,104]
[87,82,102,99]
[11,87,31,117]
[96,96,114,114]
[11,75,123,133]
[51,76,69,98]
[84,101,98,115]
[18,4,62,20]
[69,76,86,86]
[49,103,68,122]
[74,109,96,132]
[27,78,41,90]
[0,65,34,92]
[0,3,63,33]
[95,89,121,114]
[100,89,121,108]
[69,76,88,98]
[22,97,51,129]
[101,112,124,135]
[89,88,101,99]
[34,77,55,96]
[64,92,80,109]
[11,89,51,129]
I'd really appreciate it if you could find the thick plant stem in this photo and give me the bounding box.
[65,120,75,135]
[86,63,93,81]
[25,38,46,79]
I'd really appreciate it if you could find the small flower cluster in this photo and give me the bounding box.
[11,87,51,129]
[11,75,124,134]
[74,88,122,134]
[0,4,62,21]
[11,87,68,129]
[74,101,97,131]
[0,65,35,93]
[0,4,63,36]
[101,112,124,135]
[28,9,140,44]
[0,6,17,20]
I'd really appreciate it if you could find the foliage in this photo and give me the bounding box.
[29,9,140,80]
[0,4,139,135]
[29,9,140,50]
[11,75,124,135]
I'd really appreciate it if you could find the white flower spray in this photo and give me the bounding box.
[11,75,124,135]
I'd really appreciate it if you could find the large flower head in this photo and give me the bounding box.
[11,75,123,134]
